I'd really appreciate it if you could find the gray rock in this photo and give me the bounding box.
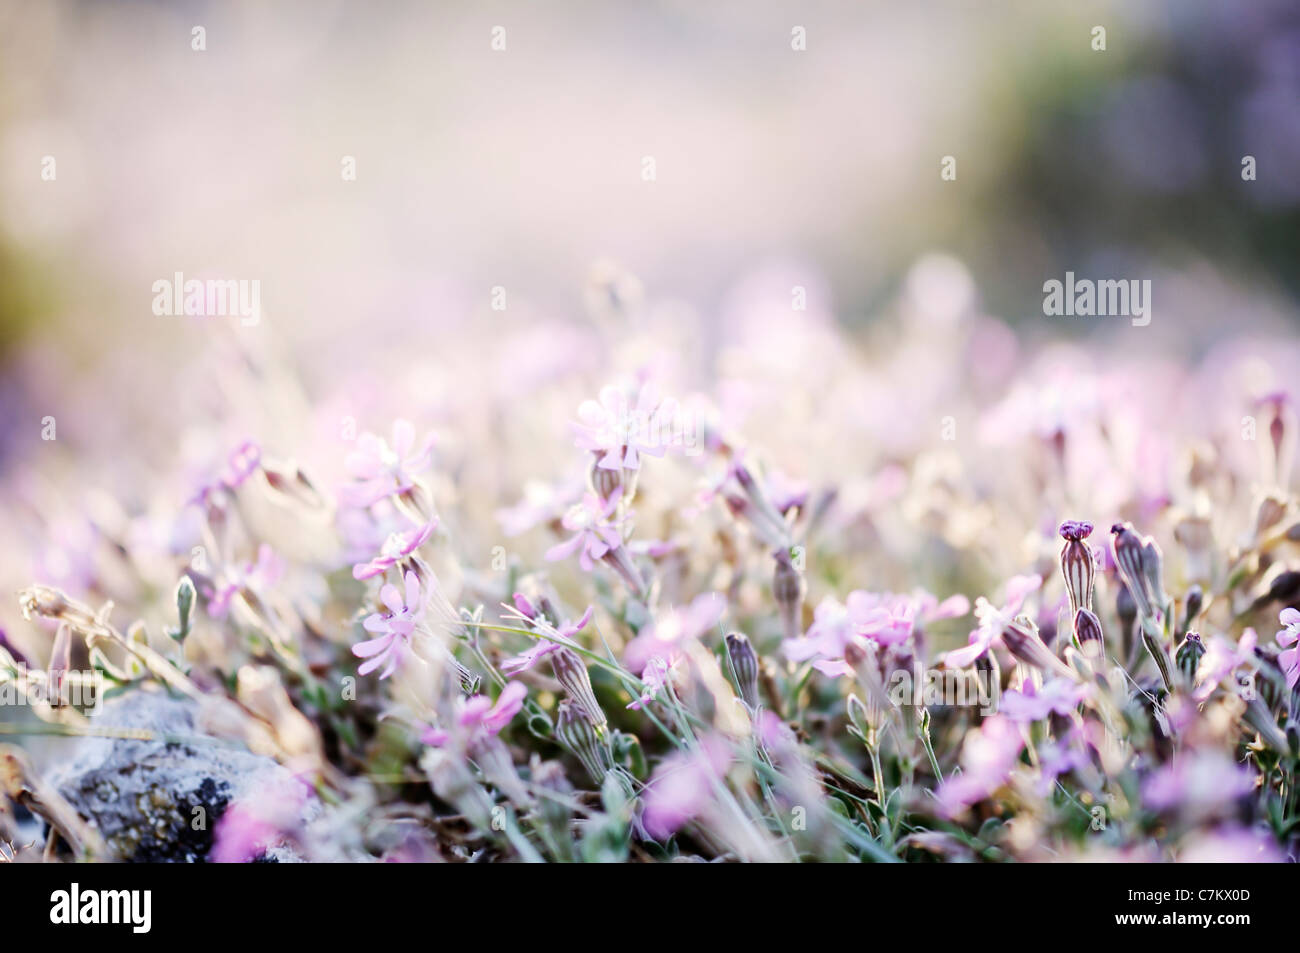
[46,690,305,862]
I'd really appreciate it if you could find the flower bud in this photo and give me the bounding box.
[1183,584,1203,631]
[551,648,606,728]
[773,548,806,641]
[512,592,539,621]
[1058,520,1095,615]
[1111,523,1156,619]
[1175,631,1204,686]
[1001,615,1076,681]
[725,631,760,710]
[554,699,612,785]
[1255,494,1286,538]
[1140,536,1167,611]
[1072,608,1104,658]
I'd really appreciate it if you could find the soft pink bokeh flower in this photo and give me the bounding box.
[341,420,435,508]
[544,492,623,571]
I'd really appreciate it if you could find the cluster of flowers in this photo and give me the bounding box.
[3,265,1298,863]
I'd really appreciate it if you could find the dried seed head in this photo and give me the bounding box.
[725,631,760,710]
[551,647,606,728]
[1111,523,1155,619]
[1058,519,1095,615]
[554,699,611,785]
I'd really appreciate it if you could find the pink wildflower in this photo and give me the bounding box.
[352,570,424,679]
[544,492,623,571]
[341,420,435,508]
[351,518,437,580]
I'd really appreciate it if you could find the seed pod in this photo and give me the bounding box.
[1058,520,1095,615]
[551,647,606,728]
[725,631,760,710]
[1111,523,1155,619]
[554,700,612,785]
[773,549,806,642]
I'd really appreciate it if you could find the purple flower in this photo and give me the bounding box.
[1276,608,1299,689]
[623,592,725,674]
[190,440,263,506]
[1193,629,1258,703]
[544,492,623,571]
[641,734,731,840]
[353,571,424,679]
[210,776,309,863]
[941,574,1041,668]
[457,681,528,735]
[207,543,284,619]
[573,383,678,471]
[211,804,282,864]
[351,518,437,580]
[341,420,435,508]
[997,677,1089,723]
[421,683,529,749]
[627,656,675,710]
[1058,519,1094,542]
[500,605,594,675]
[1142,751,1256,819]
[934,715,1024,817]
[783,589,969,678]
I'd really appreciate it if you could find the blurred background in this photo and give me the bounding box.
[0,0,1298,651]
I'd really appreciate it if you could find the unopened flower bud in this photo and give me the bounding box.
[1175,631,1204,686]
[554,699,612,785]
[1111,523,1156,620]
[1001,615,1076,681]
[551,648,606,728]
[773,548,806,641]
[846,692,882,745]
[1255,495,1287,538]
[1072,608,1104,658]
[1140,536,1167,611]
[1058,519,1095,615]
[725,631,760,710]
[512,592,539,621]
[1183,585,1203,631]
